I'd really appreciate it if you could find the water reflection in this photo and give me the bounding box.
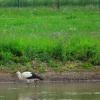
[18,93,39,100]
[19,96,33,100]
[0,82,100,100]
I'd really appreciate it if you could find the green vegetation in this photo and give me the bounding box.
[0,0,99,7]
[0,7,100,72]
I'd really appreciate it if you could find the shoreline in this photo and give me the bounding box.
[0,72,100,82]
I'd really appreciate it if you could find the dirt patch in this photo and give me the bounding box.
[0,73,18,82]
[0,72,100,82]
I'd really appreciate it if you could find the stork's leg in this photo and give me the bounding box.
[26,79,30,83]
[34,80,37,87]
[33,79,40,87]
[26,79,30,87]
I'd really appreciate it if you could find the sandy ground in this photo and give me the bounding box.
[0,71,100,83]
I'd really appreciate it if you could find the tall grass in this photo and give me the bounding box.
[0,7,100,65]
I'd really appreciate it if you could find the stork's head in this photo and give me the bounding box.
[16,71,21,75]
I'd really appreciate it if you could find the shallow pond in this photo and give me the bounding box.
[0,81,100,100]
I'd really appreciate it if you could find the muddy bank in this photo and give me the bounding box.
[0,72,100,82]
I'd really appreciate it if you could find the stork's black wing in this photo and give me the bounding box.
[27,73,43,80]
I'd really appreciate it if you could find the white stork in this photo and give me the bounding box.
[16,71,43,83]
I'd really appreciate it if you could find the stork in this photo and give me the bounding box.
[16,71,43,83]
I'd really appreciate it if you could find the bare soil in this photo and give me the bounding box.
[0,71,100,83]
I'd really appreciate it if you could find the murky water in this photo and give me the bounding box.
[0,81,100,100]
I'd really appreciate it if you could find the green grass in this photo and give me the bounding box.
[0,0,99,7]
[0,7,100,71]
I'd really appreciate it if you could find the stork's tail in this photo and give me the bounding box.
[32,73,43,80]
[36,75,43,80]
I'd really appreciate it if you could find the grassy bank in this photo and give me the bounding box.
[0,7,100,72]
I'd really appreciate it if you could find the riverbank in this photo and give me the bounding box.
[0,71,100,83]
[0,7,100,82]
[0,61,100,82]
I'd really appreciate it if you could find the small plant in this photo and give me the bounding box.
[0,51,13,62]
[81,62,93,69]
[89,52,100,65]
[38,66,46,73]
[48,60,58,68]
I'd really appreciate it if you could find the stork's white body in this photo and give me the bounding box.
[21,72,33,78]
[16,71,43,83]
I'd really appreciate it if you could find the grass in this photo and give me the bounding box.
[0,0,99,7]
[0,7,100,72]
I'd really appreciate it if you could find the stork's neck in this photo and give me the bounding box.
[17,71,23,80]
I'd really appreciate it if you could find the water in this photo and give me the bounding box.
[0,81,100,100]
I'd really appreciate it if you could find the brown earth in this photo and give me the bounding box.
[0,71,100,83]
